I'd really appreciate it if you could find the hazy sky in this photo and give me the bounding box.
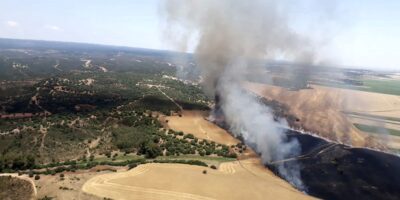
[0,0,399,71]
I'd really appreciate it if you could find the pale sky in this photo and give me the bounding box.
[0,0,399,71]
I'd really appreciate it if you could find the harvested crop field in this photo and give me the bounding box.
[82,161,313,200]
[164,110,239,146]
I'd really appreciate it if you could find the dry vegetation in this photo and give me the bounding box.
[244,82,400,150]
[83,162,313,200]
[34,171,106,200]
[0,174,36,200]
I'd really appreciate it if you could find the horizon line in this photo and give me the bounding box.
[0,37,398,73]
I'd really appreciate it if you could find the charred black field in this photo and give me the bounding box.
[267,130,400,200]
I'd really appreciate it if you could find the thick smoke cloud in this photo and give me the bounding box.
[161,0,320,190]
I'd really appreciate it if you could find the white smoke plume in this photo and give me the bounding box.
[161,0,324,190]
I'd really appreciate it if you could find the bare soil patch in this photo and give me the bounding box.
[0,175,36,200]
[34,171,109,200]
[82,110,315,200]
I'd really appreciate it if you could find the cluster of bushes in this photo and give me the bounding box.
[0,155,36,173]
[133,95,180,115]
[111,114,163,159]
[233,142,247,154]
[21,158,210,176]
[24,158,147,176]
[0,72,234,175]
[152,76,209,108]
[160,130,237,158]
[137,141,162,159]
[112,110,239,159]
[153,159,208,167]
[111,110,164,152]
[0,111,105,167]
[111,126,151,152]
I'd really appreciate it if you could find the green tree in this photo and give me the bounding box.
[25,155,35,169]
[140,142,162,159]
[12,157,25,170]
[0,159,4,172]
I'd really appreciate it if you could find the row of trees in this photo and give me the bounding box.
[0,155,35,172]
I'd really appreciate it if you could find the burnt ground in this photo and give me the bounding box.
[267,130,400,200]
[213,91,400,199]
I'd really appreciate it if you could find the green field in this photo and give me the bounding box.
[354,123,400,137]
[314,78,400,96]
[362,79,400,96]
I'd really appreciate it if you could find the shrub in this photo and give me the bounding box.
[227,153,238,158]
[184,134,194,139]
[128,163,138,170]
[34,175,40,180]
[203,170,207,174]
[153,159,207,167]
[153,136,160,143]
[140,142,162,159]
[210,165,217,170]
[89,155,94,161]
[199,151,205,156]
[39,196,53,200]
[55,166,66,173]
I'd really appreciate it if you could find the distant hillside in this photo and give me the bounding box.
[0,38,170,56]
[0,38,190,80]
